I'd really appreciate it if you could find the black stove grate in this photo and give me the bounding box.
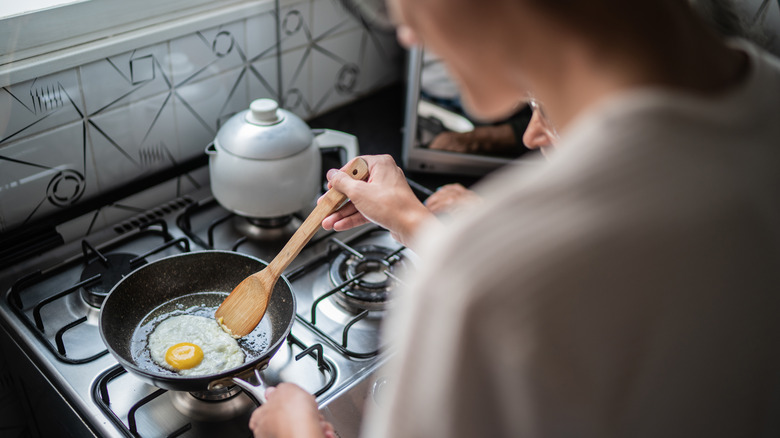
[6,221,188,364]
[93,333,336,438]
[176,198,338,254]
[287,227,408,359]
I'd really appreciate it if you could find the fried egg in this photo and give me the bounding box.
[148,315,244,376]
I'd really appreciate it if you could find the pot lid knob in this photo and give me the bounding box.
[246,98,283,125]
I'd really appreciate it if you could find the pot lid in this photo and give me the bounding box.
[216,99,314,160]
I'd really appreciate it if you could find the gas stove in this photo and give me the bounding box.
[0,166,418,437]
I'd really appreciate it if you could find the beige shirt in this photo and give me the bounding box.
[364,41,780,438]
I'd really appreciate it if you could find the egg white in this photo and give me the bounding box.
[148,314,245,376]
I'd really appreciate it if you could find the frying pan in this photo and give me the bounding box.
[99,251,295,393]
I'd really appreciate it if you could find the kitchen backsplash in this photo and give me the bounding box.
[0,0,401,235]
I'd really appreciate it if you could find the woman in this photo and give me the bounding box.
[425,0,761,216]
[425,98,557,215]
[251,0,780,437]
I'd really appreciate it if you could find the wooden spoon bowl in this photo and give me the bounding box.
[215,158,369,337]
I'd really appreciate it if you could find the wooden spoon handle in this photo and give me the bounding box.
[265,158,369,277]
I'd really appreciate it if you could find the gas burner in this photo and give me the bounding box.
[170,389,255,422]
[247,215,294,228]
[233,215,302,243]
[189,384,244,402]
[79,253,146,308]
[329,245,406,313]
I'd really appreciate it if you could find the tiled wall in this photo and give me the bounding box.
[0,0,402,234]
[739,0,780,54]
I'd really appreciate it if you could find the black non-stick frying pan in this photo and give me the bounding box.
[99,251,295,393]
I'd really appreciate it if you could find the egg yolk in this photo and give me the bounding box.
[165,343,204,370]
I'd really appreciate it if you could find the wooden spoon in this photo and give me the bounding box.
[215,157,369,337]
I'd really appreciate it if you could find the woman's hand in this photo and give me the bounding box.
[321,155,436,248]
[248,383,336,438]
[424,183,481,215]
[428,124,517,155]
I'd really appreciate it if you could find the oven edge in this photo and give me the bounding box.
[0,316,102,437]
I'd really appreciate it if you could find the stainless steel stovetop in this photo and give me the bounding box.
[0,177,415,437]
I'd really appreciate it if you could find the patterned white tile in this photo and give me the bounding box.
[169,20,247,86]
[310,30,362,116]
[0,121,98,233]
[80,42,171,116]
[0,1,406,237]
[54,207,111,242]
[88,92,178,193]
[279,1,312,53]
[357,28,402,93]
[0,69,83,144]
[174,66,250,158]
[95,175,201,228]
[310,0,361,41]
[728,0,780,54]
[57,170,206,241]
[248,54,280,104]
[280,46,313,119]
[754,0,780,54]
[186,165,210,190]
[246,10,279,62]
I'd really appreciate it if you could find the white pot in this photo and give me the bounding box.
[206,99,358,218]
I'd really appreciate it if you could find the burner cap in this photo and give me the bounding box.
[170,388,254,422]
[80,253,146,307]
[233,215,299,242]
[329,245,405,312]
[245,215,294,228]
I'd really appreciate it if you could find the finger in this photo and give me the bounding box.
[319,416,337,438]
[425,199,442,214]
[327,154,379,182]
[324,168,339,190]
[427,201,449,215]
[249,408,262,430]
[324,155,372,192]
[390,230,404,244]
[322,423,337,438]
[358,153,392,169]
[424,190,441,206]
[333,202,359,220]
[444,183,466,192]
[424,190,448,209]
[424,194,438,208]
[357,154,399,181]
[332,214,371,232]
[328,168,365,199]
[322,203,359,230]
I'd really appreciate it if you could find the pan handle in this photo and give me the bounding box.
[207,358,269,392]
[233,369,271,405]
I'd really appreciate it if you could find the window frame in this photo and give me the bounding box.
[0,0,275,86]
